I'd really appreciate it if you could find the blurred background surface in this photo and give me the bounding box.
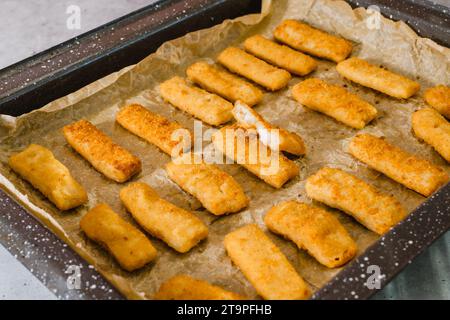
[0,0,448,299]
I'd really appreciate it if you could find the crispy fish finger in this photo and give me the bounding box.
[348,134,449,196]
[232,100,306,155]
[217,47,291,91]
[224,224,311,300]
[292,78,377,129]
[63,119,141,183]
[159,76,233,126]
[305,168,407,234]
[243,35,317,76]
[8,144,87,211]
[80,203,157,271]
[412,108,450,162]
[120,182,208,253]
[336,57,420,99]
[273,19,352,63]
[424,85,450,119]
[212,125,299,188]
[116,104,191,157]
[154,275,245,300]
[186,61,263,106]
[165,153,249,215]
[264,200,357,267]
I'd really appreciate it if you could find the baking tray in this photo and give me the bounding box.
[0,0,448,300]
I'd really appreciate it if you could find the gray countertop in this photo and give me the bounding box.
[0,0,448,300]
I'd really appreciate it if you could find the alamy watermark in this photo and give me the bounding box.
[66,265,81,290]
[364,264,384,290]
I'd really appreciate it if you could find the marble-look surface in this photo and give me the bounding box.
[0,0,449,300]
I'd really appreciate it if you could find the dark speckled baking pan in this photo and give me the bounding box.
[0,0,448,300]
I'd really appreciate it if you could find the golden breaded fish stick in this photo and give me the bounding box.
[348,134,449,196]
[165,153,249,215]
[224,224,311,300]
[243,35,317,76]
[217,47,291,91]
[186,61,263,106]
[412,108,450,162]
[292,78,377,129]
[212,125,299,188]
[63,120,141,183]
[116,104,191,157]
[424,85,450,119]
[273,20,352,63]
[120,182,208,253]
[159,76,233,126]
[80,203,157,271]
[264,200,357,267]
[9,144,87,211]
[336,57,420,99]
[154,275,245,300]
[305,168,407,234]
[232,100,306,155]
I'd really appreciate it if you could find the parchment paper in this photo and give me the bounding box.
[0,0,449,299]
